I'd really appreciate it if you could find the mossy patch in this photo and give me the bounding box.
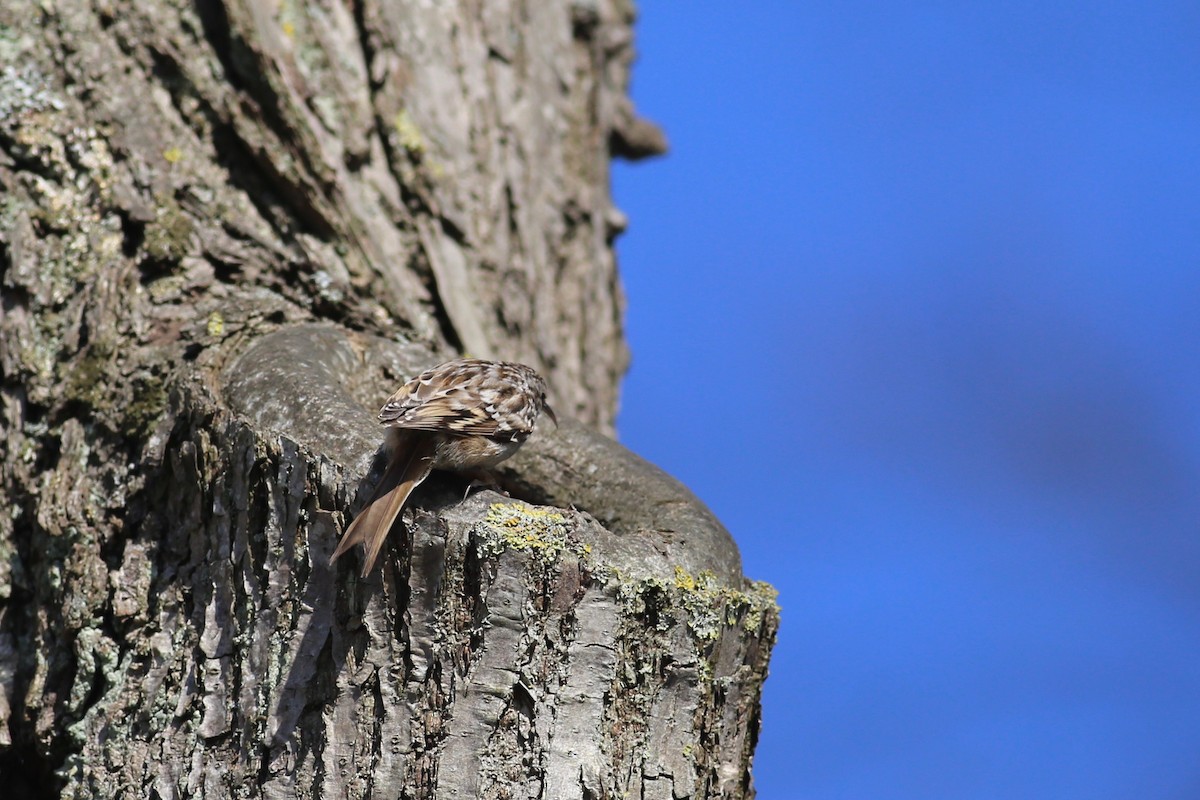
[64,341,116,409]
[121,372,168,439]
[143,198,194,263]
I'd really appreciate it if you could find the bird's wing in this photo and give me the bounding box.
[377,360,535,438]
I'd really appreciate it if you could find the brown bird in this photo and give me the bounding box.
[331,358,555,576]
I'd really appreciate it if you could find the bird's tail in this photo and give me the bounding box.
[331,434,435,577]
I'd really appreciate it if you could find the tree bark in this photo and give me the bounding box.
[0,2,777,798]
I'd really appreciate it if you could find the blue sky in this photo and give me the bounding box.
[612,3,1200,798]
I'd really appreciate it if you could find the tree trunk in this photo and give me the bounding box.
[0,2,778,798]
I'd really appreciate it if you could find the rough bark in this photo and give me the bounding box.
[0,1,777,798]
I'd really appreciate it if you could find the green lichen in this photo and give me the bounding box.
[477,502,592,564]
[671,566,780,643]
[28,174,81,232]
[16,309,57,385]
[146,274,187,303]
[0,62,65,125]
[673,567,725,642]
[206,310,226,338]
[609,568,780,685]
[617,576,675,633]
[741,579,781,633]
[393,109,426,155]
[66,628,119,730]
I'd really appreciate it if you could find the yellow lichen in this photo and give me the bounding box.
[476,502,601,568]
[673,565,697,592]
[162,146,183,164]
[206,310,225,338]
[480,502,570,560]
[393,109,425,155]
[670,566,780,643]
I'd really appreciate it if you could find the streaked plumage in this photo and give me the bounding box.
[331,359,555,577]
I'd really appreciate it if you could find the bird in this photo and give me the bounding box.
[330,358,556,577]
